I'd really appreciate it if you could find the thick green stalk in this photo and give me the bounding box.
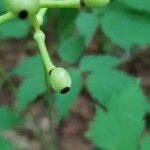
[34,29,55,74]
[0,12,14,25]
[40,0,80,8]
[36,8,48,26]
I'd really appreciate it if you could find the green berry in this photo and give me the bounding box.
[83,0,110,7]
[50,67,71,94]
[5,0,40,20]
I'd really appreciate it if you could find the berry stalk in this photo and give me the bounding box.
[0,12,14,25]
[33,29,56,74]
[40,0,80,8]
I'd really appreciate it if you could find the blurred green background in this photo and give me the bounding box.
[0,0,150,150]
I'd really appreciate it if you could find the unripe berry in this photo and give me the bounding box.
[83,0,110,7]
[5,0,40,20]
[50,67,71,94]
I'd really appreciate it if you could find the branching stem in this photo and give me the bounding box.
[33,18,55,74]
[0,12,14,25]
[40,0,80,8]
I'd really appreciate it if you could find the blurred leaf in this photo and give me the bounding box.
[100,2,150,50]
[80,55,121,73]
[0,0,6,11]
[55,68,82,123]
[88,110,143,150]
[88,82,149,150]
[57,36,85,64]
[119,0,150,12]
[0,19,29,39]
[87,70,135,106]
[108,81,148,118]
[80,55,134,106]
[0,107,22,129]
[12,55,43,78]
[16,78,45,112]
[141,136,150,150]
[56,9,78,41]
[0,137,16,150]
[75,12,99,44]
[12,55,45,112]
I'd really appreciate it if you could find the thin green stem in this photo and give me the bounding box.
[40,0,80,8]
[43,64,57,150]
[0,12,14,25]
[33,19,55,74]
[36,8,48,26]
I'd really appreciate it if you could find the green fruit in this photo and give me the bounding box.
[50,67,71,94]
[83,0,110,7]
[5,0,40,19]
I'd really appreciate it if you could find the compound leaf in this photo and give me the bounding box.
[88,82,149,150]
[100,2,150,50]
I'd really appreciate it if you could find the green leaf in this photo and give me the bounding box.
[80,55,121,73]
[12,55,43,78]
[100,2,150,50]
[108,81,148,118]
[16,78,45,112]
[0,107,22,129]
[55,68,82,123]
[88,82,148,150]
[119,0,150,12]
[87,70,135,106]
[0,19,29,39]
[80,55,134,106]
[57,36,85,64]
[12,55,45,112]
[0,137,16,150]
[141,136,150,150]
[55,9,78,41]
[75,12,99,44]
[88,110,143,150]
[0,0,6,11]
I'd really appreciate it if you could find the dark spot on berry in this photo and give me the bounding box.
[19,10,28,19]
[61,87,70,94]
[80,0,85,7]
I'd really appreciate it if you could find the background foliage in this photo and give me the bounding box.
[0,0,150,149]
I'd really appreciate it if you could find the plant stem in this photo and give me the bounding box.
[43,64,57,150]
[32,16,57,150]
[40,0,80,8]
[36,8,48,26]
[0,12,14,25]
[33,28,55,74]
